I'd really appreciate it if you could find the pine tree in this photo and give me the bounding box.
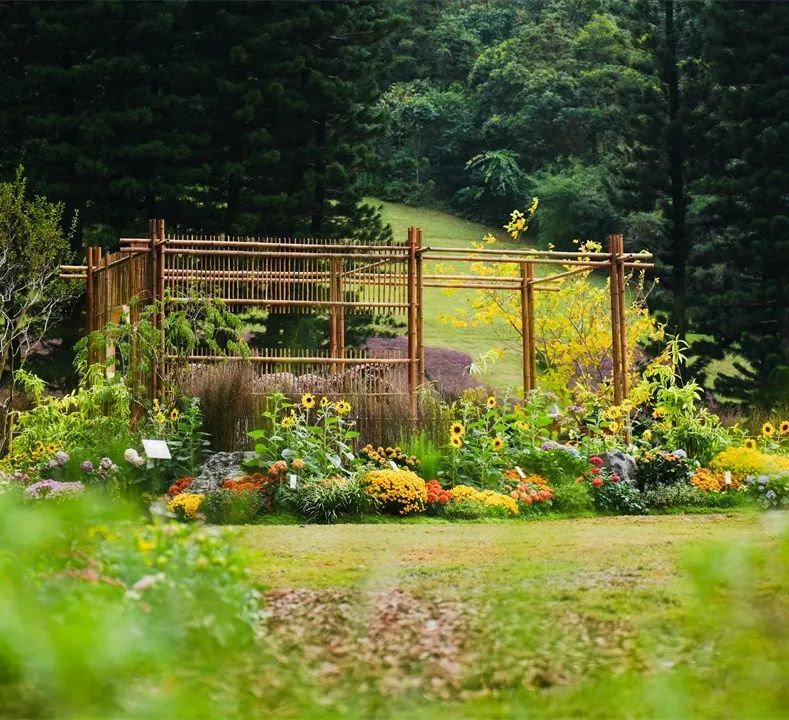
[692,0,789,405]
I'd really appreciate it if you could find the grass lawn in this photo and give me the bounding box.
[366,198,526,388]
[238,513,788,718]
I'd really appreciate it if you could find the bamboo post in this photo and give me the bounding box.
[329,256,339,372]
[615,234,628,399]
[86,246,95,368]
[609,234,623,404]
[337,258,346,360]
[416,227,425,388]
[519,261,536,393]
[156,219,166,396]
[149,220,158,400]
[407,226,418,424]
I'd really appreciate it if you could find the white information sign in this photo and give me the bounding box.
[515,466,526,478]
[142,439,172,460]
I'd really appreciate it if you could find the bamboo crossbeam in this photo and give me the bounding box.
[166,297,409,309]
[168,355,411,365]
[162,248,406,260]
[529,266,594,285]
[423,246,627,259]
[159,238,407,251]
[420,254,610,267]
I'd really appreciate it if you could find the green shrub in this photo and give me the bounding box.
[635,450,692,490]
[589,475,647,515]
[280,475,374,524]
[0,491,259,718]
[513,446,589,486]
[201,489,265,524]
[550,478,592,513]
[443,499,509,520]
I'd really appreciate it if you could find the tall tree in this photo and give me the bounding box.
[692,0,789,404]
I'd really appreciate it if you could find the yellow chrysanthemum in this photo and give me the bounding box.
[486,396,497,409]
[762,422,775,438]
[491,436,505,452]
[744,438,757,450]
[652,407,666,419]
[301,393,316,409]
[449,435,462,449]
[779,420,789,435]
[152,398,160,412]
[449,422,465,437]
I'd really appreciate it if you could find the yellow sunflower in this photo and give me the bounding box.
[449,435,463,449]
[486,396,497,409]
[780,420,789,435]
[46,443,57,453]
[744,438,757,450]
[280,413,296,428]
[515,420,530,432]
[320,396,330,408]
[491,436,505,452]
[449,422,465,437]
[301,393,316,409]
[170,408,180,422]
[335,400,352,416]
[762,422,775,438]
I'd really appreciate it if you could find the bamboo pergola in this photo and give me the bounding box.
[60,221,653,422]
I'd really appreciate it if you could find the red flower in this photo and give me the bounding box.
[592,477,604,488]
[611,474,621,483]
[589,456,604,467]
[590,467,601,475]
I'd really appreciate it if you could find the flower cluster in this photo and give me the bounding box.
[691,468,740,493]
[223,473,268,492]
[45,451,70,470]
[167,477,194,497]
[24,480,85,500]
[502,479,554,507]
[449,484,519,516]
[745,472,788,509]
[710,447,789,482]
[360,444,420,469]
[124,448,146,468]
[363,469,427,515]
[425,479,451,506]
[167,492,204,520]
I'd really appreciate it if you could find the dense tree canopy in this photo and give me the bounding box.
[0,0,786,405]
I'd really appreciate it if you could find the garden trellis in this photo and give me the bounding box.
[60,221,653,422]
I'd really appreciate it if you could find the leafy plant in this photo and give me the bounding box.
[744,472,789,510]
[635,450,693,491]
[588,471,647,515]
[281,475,374,524]
[201,489,265,525]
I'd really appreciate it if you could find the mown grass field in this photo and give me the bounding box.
[238,513,788,718]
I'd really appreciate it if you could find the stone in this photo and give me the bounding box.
[603,450,638,487]
[190,451,257,493]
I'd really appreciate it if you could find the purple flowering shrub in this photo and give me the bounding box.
[25,480,85,500]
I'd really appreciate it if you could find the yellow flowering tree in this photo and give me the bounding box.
[440,205,661,405]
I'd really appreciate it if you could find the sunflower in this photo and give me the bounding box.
[449,422,465,437]
[300,393,316,409]
[280,413,296,428]
[780,420,789,435]
[335,400,352,416]
[486,396,497,409]
[170,408,180,422]
[155,412,166,425]
[46,443,57,453]
[449,435,463,449]
[515,421,530,432]
[320,396,330,408]
[744,438,757,450]
[35,442,45,453]
[491,436,505,452]
[762,422,775,438]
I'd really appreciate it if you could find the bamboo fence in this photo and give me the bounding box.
[60,220,653,426]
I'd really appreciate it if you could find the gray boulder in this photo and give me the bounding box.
[190,451,257,493]
[603,450,638,487]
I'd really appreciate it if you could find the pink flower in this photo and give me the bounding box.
[611,474,621,483]
[590,467,601,475]
[589,456,604,467]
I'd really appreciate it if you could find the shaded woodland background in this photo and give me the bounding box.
[0,0,786,406]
